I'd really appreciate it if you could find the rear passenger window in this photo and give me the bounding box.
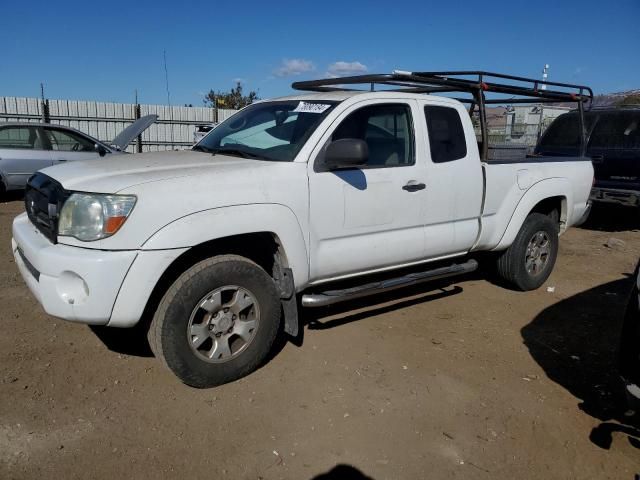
[424,106,467,163]
[0,126,41,150]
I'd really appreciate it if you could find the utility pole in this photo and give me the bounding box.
[40,83,50,123]
[135,89,143,153]
[214,92,219,123]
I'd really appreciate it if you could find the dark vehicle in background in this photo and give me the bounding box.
[535,107,640,208]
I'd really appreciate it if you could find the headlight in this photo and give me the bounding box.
[58,193,137,241]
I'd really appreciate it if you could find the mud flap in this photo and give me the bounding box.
[276,267,298,337]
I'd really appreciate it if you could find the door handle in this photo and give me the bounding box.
[402,181,426,192]
[57,159,68,162]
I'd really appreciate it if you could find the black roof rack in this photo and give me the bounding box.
[293,70,593,104]
[292,70,594,159]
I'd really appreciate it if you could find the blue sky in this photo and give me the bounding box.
[1,0,638,106]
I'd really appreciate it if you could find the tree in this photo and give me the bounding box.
[203,82,258,110]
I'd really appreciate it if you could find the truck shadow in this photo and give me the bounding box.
[311,464,374,479]
[297,259,487,333]
[520,275,640,449]
[89,323,154,357]
[302,282,464,331]
[89,277,468,361]
[580,204,640,232]
[90,252,485,360]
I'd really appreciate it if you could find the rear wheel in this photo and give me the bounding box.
[148,255,281,388]
[496,213,559,291]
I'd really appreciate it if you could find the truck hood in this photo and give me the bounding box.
[39,150,265,193]
[46,149,309,251]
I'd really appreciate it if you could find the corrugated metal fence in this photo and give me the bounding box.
[0,97,237,152]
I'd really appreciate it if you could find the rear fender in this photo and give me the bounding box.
[493,178,571,251]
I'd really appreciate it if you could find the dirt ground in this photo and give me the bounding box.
[1,196,640,480]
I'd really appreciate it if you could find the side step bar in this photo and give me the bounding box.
[301,259,478,308]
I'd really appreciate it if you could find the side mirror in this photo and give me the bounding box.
[324,138,368,170]
[95,144,108,157]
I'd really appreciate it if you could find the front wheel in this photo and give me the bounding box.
[148,255,281,388]
[496,213,559,291]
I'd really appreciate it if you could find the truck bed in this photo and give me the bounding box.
[473,153,593,251]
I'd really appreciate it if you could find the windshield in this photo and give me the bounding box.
[194,100,339,161]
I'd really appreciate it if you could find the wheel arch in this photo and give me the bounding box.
[131,230,296,332]
[530,195,567,228]
[493,178,571,251]
[120,204,308,334]
[141,203,308,284]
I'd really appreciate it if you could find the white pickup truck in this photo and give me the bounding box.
[12,71,594,387]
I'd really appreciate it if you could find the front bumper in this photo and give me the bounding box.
[12,213,187,327]
[590,187,640,207]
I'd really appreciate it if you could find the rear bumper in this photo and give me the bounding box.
[572,200,592,227]
[590,187,640,207]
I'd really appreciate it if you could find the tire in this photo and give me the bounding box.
[496,213,559,291]
[148,255,281,388]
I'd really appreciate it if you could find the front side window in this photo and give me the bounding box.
[46,128,95,152]
[0,126,43,150]
[331,103,414,167]
[196,100,338,162]
[424,105,467,163]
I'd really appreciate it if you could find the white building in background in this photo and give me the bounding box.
[504,105,571,144]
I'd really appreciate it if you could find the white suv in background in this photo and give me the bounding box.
[193,123,217,143]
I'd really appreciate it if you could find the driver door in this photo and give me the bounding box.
[44,127,101,165]
[308,100,427,282]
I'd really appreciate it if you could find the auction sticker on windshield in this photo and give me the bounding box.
[293,102,332,114]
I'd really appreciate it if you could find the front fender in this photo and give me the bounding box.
[493,178,571,251]
[141,203,310,287]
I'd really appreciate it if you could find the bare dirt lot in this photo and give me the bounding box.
[1,196,640,480]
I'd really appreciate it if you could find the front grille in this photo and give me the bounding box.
[24,173,69,244]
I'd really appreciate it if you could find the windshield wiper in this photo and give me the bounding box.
[192,144,213,153]
[210,148,267,160]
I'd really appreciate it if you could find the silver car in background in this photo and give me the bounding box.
[0,115,157,195]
